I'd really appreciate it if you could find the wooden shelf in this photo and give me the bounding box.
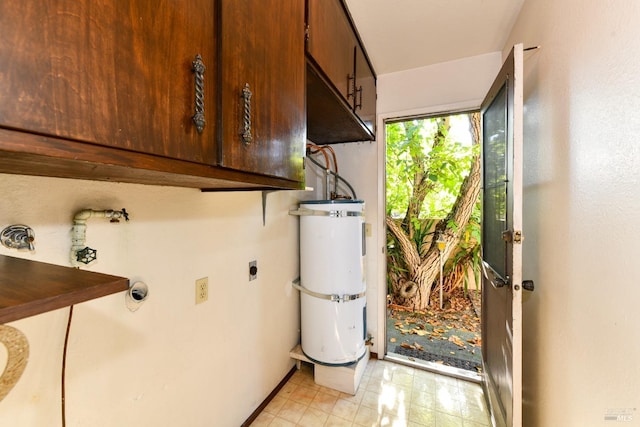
[0,255,129,324]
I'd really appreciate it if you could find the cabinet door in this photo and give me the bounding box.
[0,1,216,164]
[218,0,305,182]
[307,0,356,103]
[354,46,376,136]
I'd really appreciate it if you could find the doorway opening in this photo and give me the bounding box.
[384,111,483,379]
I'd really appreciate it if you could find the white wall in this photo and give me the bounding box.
[0,174,305,426]
[505,1,640,425]
[377,52,502,116]
[370,52,501,357]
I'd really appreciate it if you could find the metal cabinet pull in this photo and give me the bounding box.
[192,54,206,133]
[347,73,355,100]
[355,85,363,110]
[241,83,253,145]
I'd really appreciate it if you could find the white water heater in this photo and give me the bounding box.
[297,200,366,366]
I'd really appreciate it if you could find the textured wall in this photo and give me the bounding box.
[504,1,640,425]
[0,174,305,426]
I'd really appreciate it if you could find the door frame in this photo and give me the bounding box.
[375,100,486,360]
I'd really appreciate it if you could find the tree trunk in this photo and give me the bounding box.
[388,113,482,310]
[401,118,448,239]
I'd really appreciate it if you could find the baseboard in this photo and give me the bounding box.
[241,365,297,427]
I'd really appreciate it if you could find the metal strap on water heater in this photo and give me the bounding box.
[292,278,365,303]
[289,208,363,218]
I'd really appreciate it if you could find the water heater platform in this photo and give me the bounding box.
[289,344,369,395]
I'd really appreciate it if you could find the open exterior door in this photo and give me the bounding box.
[480,43,525,427]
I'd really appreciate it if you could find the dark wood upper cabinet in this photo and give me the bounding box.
[0,1,216,164]
[307,0,357,102]
[354,45,376,135]
[0,1,305,190]
[305,0,376,145]
[218,0,306,182]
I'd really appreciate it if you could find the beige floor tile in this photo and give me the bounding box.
[338,388,365,405]
[408,405,436,426]
[289,370,306,385]
[458,387,485,410]
[310,390,338,413]
[353,405,384,426]
[298,406,329,427]
[413,376,436,394]
[360,389,382,410]
[332,399,359,421]
[300,375,322,390]
[461,405,490,425]
[319,385,342,397]
[277,381,298,400]
[393,372,415,387]
[277,400,307,424]
[251,412,275,426]
[381,385,411,415]
[435,388,462,416]
[435,411,464,427]
[411,390,435,410]
[289,384,318,405]
[269,416,297,427]
[253,359,490,427]
[264,395,287,415]
[325,414,355,427]
[462,420,490,427]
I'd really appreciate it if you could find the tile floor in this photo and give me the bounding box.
[251,358,490,426]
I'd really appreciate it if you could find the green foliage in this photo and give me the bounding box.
[386,115,476,219]
[386,113,482,301]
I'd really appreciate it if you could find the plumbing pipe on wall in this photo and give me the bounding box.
[70,209,129,267]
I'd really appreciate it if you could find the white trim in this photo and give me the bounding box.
[375,99,484,359]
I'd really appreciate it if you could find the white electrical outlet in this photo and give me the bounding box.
[195,277,208,304]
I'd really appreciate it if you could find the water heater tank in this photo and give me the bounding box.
[298,200,366,366]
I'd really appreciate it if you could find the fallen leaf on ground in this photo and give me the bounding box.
[449,335,467,348]
[467,336,482,346]
[390,337,397,343]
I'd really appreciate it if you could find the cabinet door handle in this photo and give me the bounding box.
[355,85,363,110]
[347,73,355,100]
[192,54,206,133]
[241,83,253,145]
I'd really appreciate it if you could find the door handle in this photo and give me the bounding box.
[493,277,508,288]
[522,280,535,291]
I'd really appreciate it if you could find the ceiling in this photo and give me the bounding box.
[344,0,525,75]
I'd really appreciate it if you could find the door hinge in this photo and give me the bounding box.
[305,24,310,42]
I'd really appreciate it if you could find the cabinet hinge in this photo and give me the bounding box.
[305,24,310,42]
